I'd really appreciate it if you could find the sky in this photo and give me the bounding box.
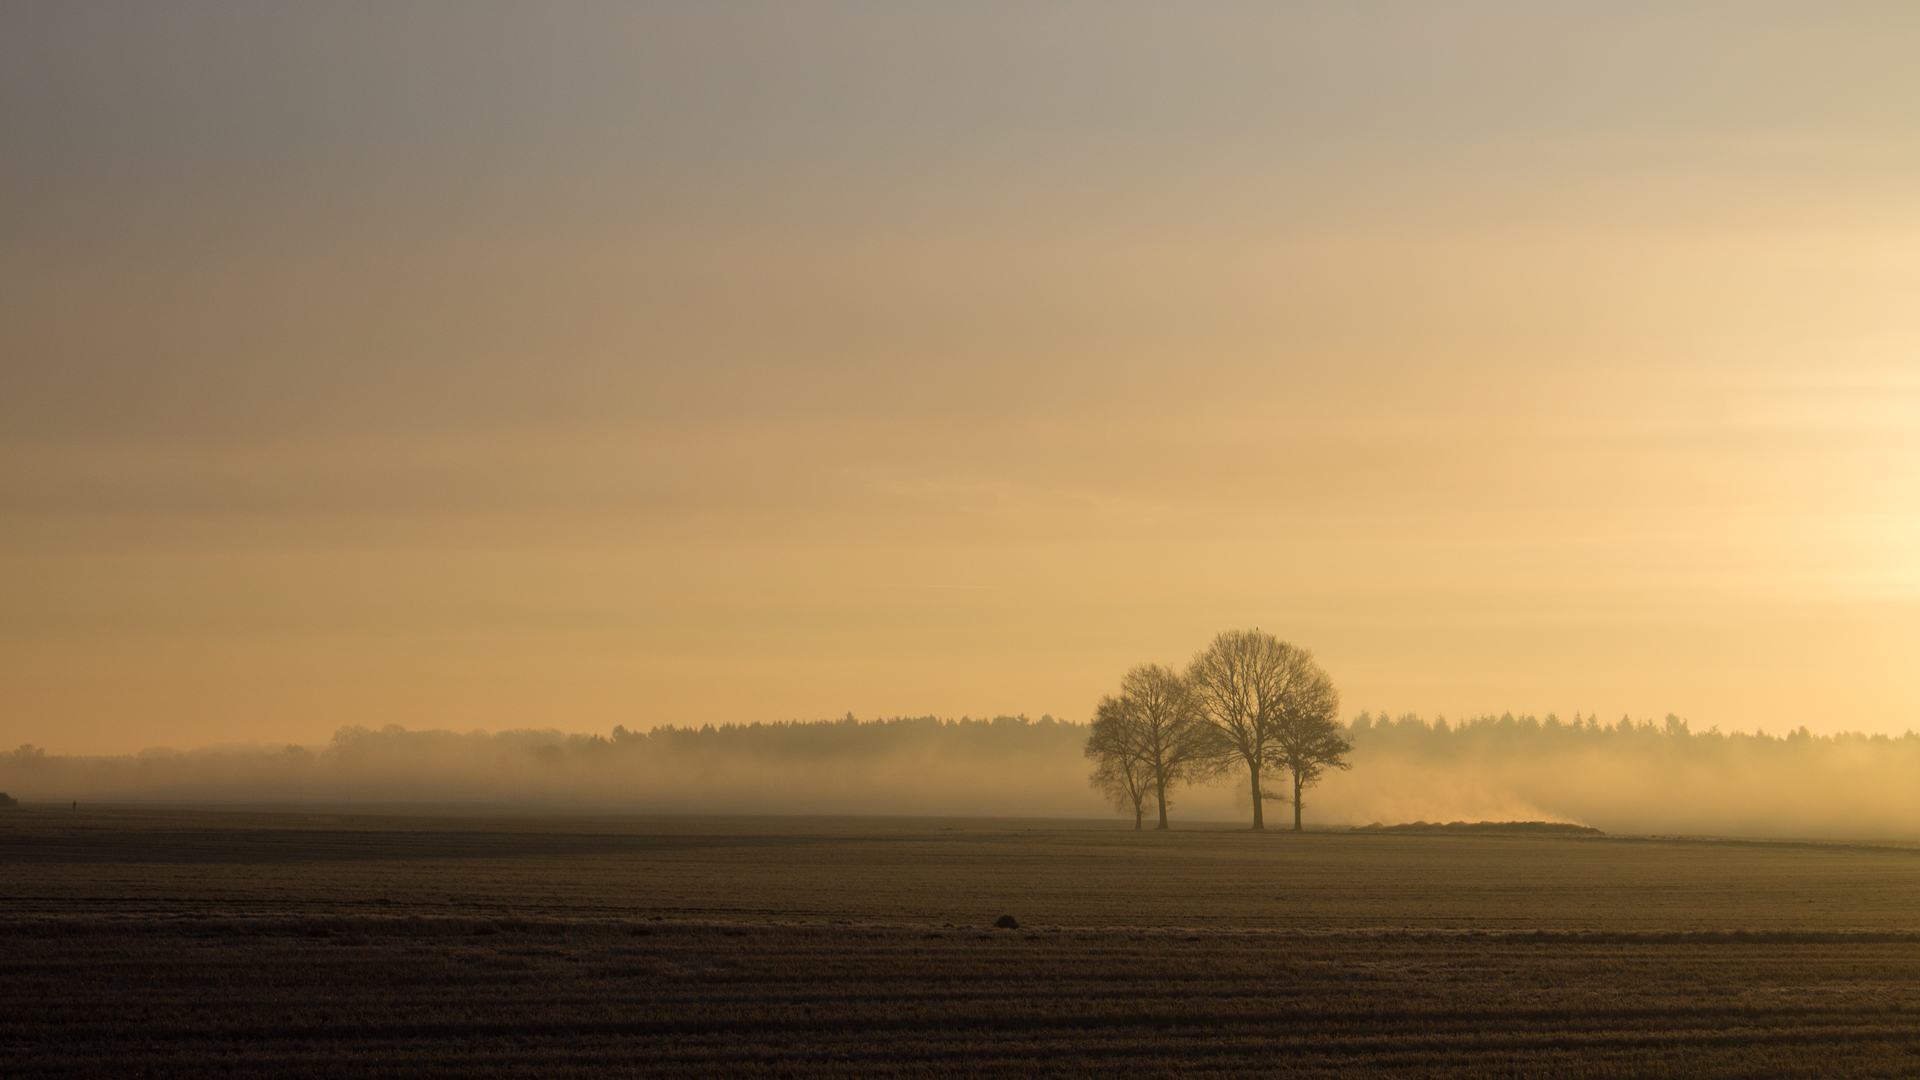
[4,2,1919,754]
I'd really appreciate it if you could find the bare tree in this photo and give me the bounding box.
[1085,697,1152,828]
[1113,663,1206,829]
[1269,654,1349,831]
[1186,628,1332,830]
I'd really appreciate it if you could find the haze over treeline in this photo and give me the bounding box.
[6,5,1920,756]
[8,712,1920,840]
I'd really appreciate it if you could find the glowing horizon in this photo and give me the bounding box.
[4,2,1918,754]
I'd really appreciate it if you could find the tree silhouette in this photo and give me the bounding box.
[1187,629,1333,830]
[1085,698,1153,828]
[1269,654,1348,830]
[1111,664,1207,829]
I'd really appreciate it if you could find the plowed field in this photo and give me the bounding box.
[6,808,1920,1077]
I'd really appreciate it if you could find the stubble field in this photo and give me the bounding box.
[6,807,1920,1077]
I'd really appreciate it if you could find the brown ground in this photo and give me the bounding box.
[6,807,1920,1077]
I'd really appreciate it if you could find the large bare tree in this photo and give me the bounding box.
[1270,655,1350,831]
[1085,697,1153,829]
[1186,628,1336,830]
[1112,663,1207,829]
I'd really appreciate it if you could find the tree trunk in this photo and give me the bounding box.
[1293,770,1304,831]
[1155,775,1170,830]
[1248,763,1265,830]
[1134,802,1143,830]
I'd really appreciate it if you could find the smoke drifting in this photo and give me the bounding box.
[1316,713,1920,841]
[6,712,1919,840]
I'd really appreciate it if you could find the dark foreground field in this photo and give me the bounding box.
[7,808,1920,1077]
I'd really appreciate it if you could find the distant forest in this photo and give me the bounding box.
[0,715,1092,817]
[5,711,1920,837]
[611,713,1085,759]
[1352,708,1912,750]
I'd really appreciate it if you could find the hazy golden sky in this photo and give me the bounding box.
[4,3,1918,753]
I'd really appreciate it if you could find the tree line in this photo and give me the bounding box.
[1350,709,1920,756]
[0,715,1097,814]
[614,713,1082,759]
[1085,629,1351,832]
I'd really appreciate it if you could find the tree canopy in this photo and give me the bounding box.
[1088,629,1348,831]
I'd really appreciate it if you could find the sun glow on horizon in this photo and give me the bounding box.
[3,2,1918,754]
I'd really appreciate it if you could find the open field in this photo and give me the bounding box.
[10,918,1920,1078]
[10,806,1920,930]
[8,808,1920,1076]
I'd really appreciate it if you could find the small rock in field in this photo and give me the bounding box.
[994,915,1019,930]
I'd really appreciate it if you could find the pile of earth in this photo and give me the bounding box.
[1352,820,1603,836]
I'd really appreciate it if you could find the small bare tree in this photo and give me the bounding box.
[1113,663,1206,829]
[1187,628,1333,831]
[1269,654,1349,831]
[1085,697,1153,828]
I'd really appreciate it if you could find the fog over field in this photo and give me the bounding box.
[9,6,1920,1078]
[8,712,1917,840]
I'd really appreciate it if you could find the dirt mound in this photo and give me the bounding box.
[1352,820,1602,836]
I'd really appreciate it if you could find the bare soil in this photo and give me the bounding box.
[7,807,1920,1077]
